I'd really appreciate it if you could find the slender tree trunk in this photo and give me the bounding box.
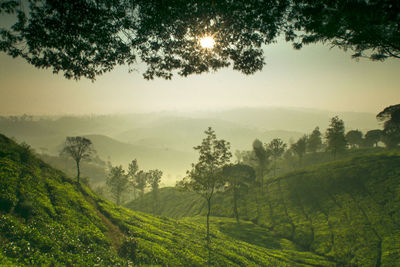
[233,187,239,224]
[76,161,80,183]
[206,197,211,266]
[273,158,276,176]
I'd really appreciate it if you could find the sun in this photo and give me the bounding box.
[200,36,215,49]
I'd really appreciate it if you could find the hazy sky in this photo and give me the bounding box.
[1,39,399,116]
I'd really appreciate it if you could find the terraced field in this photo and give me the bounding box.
[0,134,335,266]
[128,152,400,266]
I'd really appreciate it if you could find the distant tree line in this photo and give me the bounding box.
[106,159,163,209]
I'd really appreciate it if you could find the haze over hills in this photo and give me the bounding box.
[0,107,380,185]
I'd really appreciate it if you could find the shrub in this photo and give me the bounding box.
[118,237,138,262]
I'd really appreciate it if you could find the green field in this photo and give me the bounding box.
[0,134,337,266]
[128,152,400,266]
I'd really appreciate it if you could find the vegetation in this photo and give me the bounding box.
[267,138,286,176]
[0,1,397,80]
[106,165,129,206]
[0,133,335,266]
[147,169,163,213]
[377,104,400,149]
[129,150,400,266]
[127,159,139,199]
[177,127,231,263]
[291,135,307,166]
[325,116,347,159]
[60,136,95,183]
[222,164,256,224]
[306,127,322,153]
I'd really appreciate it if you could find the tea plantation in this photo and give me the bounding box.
[0,134,335,266]
[128,152,400,266]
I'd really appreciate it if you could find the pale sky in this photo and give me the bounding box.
[0,39,399,116]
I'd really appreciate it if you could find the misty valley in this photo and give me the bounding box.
[1,0,400,265]
[0,107,400,266]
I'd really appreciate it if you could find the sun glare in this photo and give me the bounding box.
[200,36,215,49]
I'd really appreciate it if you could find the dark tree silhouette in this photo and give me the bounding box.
[307,127,322,153]
[61,136,94,183]
[325,116,347,159]
[286,0,400,61]
[291,135,307,166]
[364,129,383,148]
[222,163,256,224]
[1,1,397,80]
[346,130,363,149]
[252,139,270,192]
[377,104,400,149]
[267,138,287,176]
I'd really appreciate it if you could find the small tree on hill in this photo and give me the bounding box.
[291,135,307,166]
[222,163,256,224]
[106,165,128,205]
[364,129,383,148]
[61,136,95,183]
[252,139,270,193]
[136,170,148,200]
[326,116,347,159]
[177,127,231,264]
[307,127,322,153]
[128,159,139,199]
[147,169,163,213]
[346,130,363,149]
[267,138,286,176]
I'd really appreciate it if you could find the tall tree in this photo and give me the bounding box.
[267,138,287,176]
[252,139,270,192]
[364,129,383,148]
[346,130,363,149]
[106,165,128,205]
[136,170,148,200]
[127,159,139,200]
[177,127,231,264]
[147,169,163,213]
[291,135,307,166]
[325,116,347,159]
[251,139,270,224]
[222,163,256,224]
[307,127,322,153]
[61,136,94,183]
[377,104,400,149]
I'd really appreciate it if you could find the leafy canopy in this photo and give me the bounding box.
[178,127,231,200]
[1,0,398,80]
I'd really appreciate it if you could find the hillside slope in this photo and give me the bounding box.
[0,134,334,266]
[127,152,400,266]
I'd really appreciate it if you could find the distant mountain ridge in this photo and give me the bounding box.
[0,107,380,184]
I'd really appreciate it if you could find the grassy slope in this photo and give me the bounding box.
[0,134,333,266]
[127,152,400,266]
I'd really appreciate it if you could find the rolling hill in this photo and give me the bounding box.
[127,151,400,266]
[0,133,335,266]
